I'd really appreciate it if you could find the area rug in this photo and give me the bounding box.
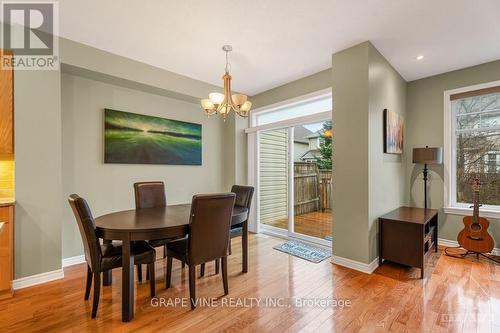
[273,240,331,263]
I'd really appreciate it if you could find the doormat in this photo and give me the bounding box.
[273,240,331,263]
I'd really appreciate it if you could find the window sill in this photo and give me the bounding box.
[443,206,500,219]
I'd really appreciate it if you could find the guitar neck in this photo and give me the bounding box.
[472,189,479,221]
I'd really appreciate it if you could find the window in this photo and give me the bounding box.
[254,94,331,126]
[444,81,500,217]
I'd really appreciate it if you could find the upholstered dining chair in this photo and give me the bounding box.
[133,181,185,281]
[200,185,254,276]
[68,194,156,318]
[165,193,236,309]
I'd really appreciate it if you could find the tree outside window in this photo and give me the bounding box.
[453,91,500,206]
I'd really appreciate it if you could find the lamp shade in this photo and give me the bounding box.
[412,146,443,164]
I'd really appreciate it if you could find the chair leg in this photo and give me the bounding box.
[222,257,228,295]
[242,222,248,273]
[189,265,196,310]
[215,259,220,274]
[84,265,92,301]
[166,256,173,288]
[228,240,232,255]
[148,262,155,297]
[91,272,101,318]
[137,264,143,282]
[200,263,205,277]
[163,244,167,259]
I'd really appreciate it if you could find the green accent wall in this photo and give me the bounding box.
[252,69,331,108]
[332,42,407,264]
[11,30,233,279]
[14,67,63,278]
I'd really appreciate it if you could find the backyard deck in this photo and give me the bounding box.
[264,210,332,240]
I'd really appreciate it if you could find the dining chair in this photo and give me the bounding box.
[200,185,254,276]
[165,193,236,309]
[68,194,157,318]
[134,181,185,281]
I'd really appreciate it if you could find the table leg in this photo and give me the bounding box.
[242,221,248,273]
[102,240,112,286]
[122,235,135,322]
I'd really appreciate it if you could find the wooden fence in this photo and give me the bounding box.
[319,169,332,211]
[294,162,332,215]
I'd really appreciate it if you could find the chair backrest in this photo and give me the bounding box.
[231,185,254,209]
[188,193,236,265]
[68,194,101,270]
[134,181,166,209]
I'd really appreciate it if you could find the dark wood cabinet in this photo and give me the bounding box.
[378,207,438,278]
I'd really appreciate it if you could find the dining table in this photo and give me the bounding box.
[95,203,249,322]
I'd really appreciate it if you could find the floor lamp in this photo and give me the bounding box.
[412,146,443,210]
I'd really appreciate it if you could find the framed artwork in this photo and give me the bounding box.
[104,108,202,165]
[383,109,403,154]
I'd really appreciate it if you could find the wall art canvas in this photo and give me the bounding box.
[104,108,202,165]
[383,109,403,154]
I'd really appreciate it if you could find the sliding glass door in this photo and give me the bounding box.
[257,119,332,246]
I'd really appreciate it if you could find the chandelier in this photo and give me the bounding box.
[200,45,252,121]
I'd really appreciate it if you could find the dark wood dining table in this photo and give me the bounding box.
[95,203,249,322]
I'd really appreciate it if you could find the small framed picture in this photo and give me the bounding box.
[383,109,403,154]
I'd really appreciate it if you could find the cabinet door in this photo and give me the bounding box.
[0,50,14,155]
[0,206,13,295]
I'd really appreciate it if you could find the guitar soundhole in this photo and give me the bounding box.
[470,224,482,231]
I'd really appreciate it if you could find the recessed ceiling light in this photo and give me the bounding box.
[416,55,424,61]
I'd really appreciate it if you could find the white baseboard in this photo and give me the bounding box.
[438,238,500,256]
[13,269,64,290]
[331,255,379,274]
[62,255,86,267]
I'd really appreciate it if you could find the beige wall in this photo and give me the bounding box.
[61,73,225,259]
[406,59,500,246]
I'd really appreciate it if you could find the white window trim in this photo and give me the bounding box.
[249,88,332,129]
[443,79,500,219]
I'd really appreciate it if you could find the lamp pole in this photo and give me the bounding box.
[423,163,428,210]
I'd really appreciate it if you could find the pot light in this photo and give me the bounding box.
[416,55,424,61]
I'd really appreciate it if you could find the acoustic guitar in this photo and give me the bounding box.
[457,178,494,254]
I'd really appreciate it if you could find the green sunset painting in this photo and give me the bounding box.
[104,109,202,165]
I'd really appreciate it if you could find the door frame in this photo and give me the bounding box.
[246,90,332,248]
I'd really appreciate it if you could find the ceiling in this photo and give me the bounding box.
[59,0,500,96]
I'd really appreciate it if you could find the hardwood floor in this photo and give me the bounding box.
[0,234,499,332]
[264,210,332,240]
